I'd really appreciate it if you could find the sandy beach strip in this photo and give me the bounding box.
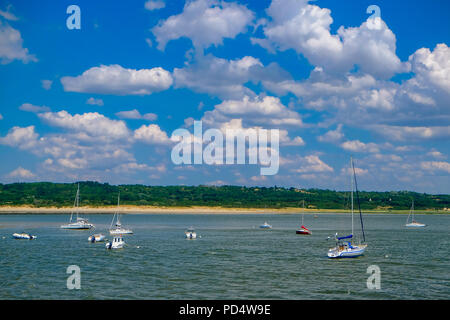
[0,205,445,214]
[0,205,315,214]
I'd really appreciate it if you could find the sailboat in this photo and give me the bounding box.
[296,200,312,235]
[327,157,367,258]
[405,200,426,227]
[109,192,133,235]
[260,221,272,229]
[61,184,94,230]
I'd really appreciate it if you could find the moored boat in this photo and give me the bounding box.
[296,225,312,235]
[296,200,312,235]
[106,235,125,249]
[260,221,272,229]
[88,234,106,242]
[61,184,94,230]
[405,200,426,227]
[13,232,36,240]
[327,157,367,259]
[61,217,94,230]
[328,234,367,258]
[109,192,133,235]
[185,227,197,239]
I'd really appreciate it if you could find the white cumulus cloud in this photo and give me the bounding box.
[152,0,254,50]
[134,124,171,145]
[420,161,450,174]
[61,64,173,95]
[38,111,131,141]
[145,0,165,11]
[203,95,303,128]
[255,0,407,78]
[7,167,35,179]
[293,155,334,173]
[0,20,37,64]
[19,103,51,113]
[86,97,104,106]
[116,109,158,121]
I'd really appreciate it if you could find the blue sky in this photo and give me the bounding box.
[0,0,449,193]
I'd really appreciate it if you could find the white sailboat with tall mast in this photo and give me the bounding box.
[405,200,426,227]
[327,157,367,258]
[109,192,133,235]
[61,183,94,229]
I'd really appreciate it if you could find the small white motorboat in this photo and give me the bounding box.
[13,232,36,240]
[260,221,272,229]
[185,227,197,239]
[88,234,106,243]
[106,235,125,249]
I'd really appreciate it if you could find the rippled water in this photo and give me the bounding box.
[0,213,448,300]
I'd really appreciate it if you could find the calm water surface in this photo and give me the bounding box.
[0,213,448,299]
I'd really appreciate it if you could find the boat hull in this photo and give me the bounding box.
[405,223,426,227]
[106,242,124,249]
[106,237,125,249]
[185,232,197,239]
[296,225,312,235]
[61,222,94,229]
[328,244,367,259]
[12,233,36,240]
[110,229,133,235]
[88,234,106,242]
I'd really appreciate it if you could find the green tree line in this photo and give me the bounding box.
[0,182,448,210]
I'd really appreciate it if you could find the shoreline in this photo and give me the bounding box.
[0,205,447,215]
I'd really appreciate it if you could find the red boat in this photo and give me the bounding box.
[296,200,312,235]
[296,225,312,235]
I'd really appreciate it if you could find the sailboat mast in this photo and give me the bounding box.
[350,157,354,236]
[76,183,80,219]
[69,184,77,222]
[302,199,305,225]
[117,191,120,224]
[351,158,366,242]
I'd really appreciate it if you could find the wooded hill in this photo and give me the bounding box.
[0,182,449,211]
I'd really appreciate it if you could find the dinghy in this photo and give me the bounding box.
[88,234,106,242]
[12,232,36,240]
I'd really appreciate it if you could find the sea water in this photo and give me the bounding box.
[0,213,448,299]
